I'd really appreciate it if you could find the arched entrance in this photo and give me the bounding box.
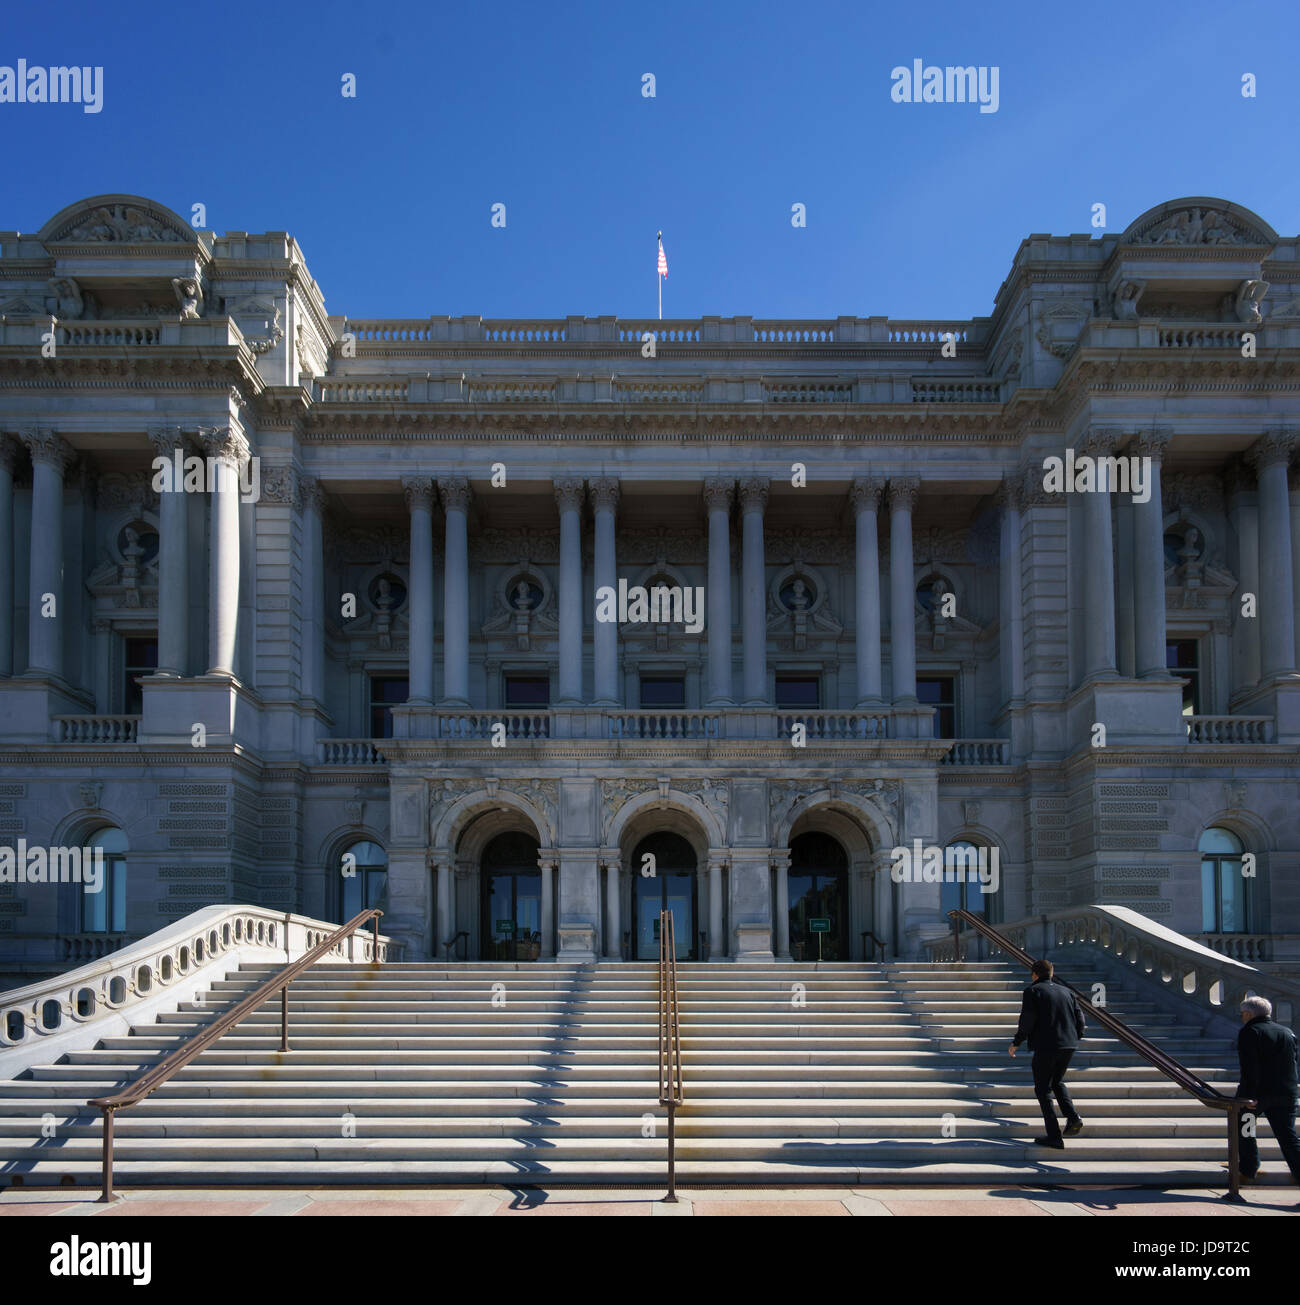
[480,831,542,961]
[630,832,699,960]
[787,831,849,961]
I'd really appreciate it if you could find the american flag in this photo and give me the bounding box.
[657,237,668,279]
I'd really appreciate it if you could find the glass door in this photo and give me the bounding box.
[482,870,542,961]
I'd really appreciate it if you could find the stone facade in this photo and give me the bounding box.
[1,192,1299,980]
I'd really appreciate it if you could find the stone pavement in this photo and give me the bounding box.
[1,1186,1296,1216]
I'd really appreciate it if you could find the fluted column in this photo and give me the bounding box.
[704,478,735,705]
[1132,430,1173,678]
[402,477,436,704]
[708,853,725,960]
[851,478,883,704]
[0,436,19,677]
[149,428,191,677]
[439,477,471,705]
[199,427,248,677]
[1080,429,1119,679]
[603,854,621,959]
[773,852,791,959]
[22,429,74,678]
[554,478,584,704]
[1250,431,1298,679]
[997,477,1026,705]
[300,474,327,702]
[739,477,769,704]
[888,478,919,703]
[590,477,620,705]
[538,853,557,959]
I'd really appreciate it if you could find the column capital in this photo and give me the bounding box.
[1130,428,1173,462]
[147,424,191,458]
[401,475,436,512]
[707,850,732,870]
[21,427,74,472]
[994,475,1024,512]
[1248,429,1297,473]
[703,477,734,512]
[887,476,920,512]
[849,476,884,512]
[553,476,585,513]
[1079,426,1123,458]
[0,433,19,474]
[439,475,472,513]
[539,851,561,872]
[197,424,249,467]
[738,476,770,512]
[300,473,328,514]
[589,476,620,513]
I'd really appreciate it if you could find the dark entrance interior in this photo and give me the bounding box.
[480,831,542,961]
[788,831,849,961]
[630,832,698,960]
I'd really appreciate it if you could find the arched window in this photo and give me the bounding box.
[1200,827,1249,933]
[940,840,1002,927]
[81,828,127,933]
[340,840,387,923]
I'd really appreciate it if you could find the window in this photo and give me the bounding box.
[1167,639,1201,715]
[1200,827,1250,933]
[122,636,158,714]
[939,840,1001,927]
[640,675,686,708]
[918,676,957,738]
[81,828,127,933]
[369,676,408,738]
[504,674,550,708]
[775,675,820,709]
[340,840,387,923]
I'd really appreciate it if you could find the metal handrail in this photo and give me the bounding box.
[947,909,1254,1198]
[657,908,684,1202]
[89,909,385,1202]
[860,929,887,961]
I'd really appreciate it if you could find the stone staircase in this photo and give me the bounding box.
[0,959,1286,1187]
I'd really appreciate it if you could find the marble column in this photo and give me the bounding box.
[300,475,326,702]
[435,856,453,959]
[149,428,191,677]
[590,477,620,705]
[888,478,919,703]
[851,478,884,705]
[1292,468,1300,671]
[604,854,621,959]
[997,478,1026,705]
[538,852,557,959]
[708,853,725,960]
[703,478,735,705]
[1250,431,1298,679]
[739,477,769,704]
[1133,430,1173,678]
[199,427,248,677]
[22,429,74,678]
[773,851,791,959]
[1080,429,1119,679]
[0,436,19,677]
[440,476,471,705]
[554,478,584,704]
[1115,497,1136,678]
[401,477,436,704]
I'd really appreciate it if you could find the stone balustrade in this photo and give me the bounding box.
[911,379,1001,403]
[1186,715,1274,743]
[941,739,1011,765]
[53,715,140,744]
[317,738,385,765]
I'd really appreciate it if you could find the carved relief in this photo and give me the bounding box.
[55,202,189,244]
[1134,206,1256,247]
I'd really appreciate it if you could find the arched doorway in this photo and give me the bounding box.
[630,832,698,960]
[787,831,849,961]
[480,831,542,961]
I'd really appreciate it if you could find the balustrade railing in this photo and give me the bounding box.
[53,715,140,744]
[941,739,1011,765]
[607,712,720,740]
[317,739,384,765]
[1186,715,1274,744]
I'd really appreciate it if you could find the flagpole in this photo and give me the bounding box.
[657,230,662,321]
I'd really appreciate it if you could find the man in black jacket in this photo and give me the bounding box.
[1235,995,1300,1187]
[1009,958,1087,1149]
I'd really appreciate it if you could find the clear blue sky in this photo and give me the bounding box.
[4,0,1296,322]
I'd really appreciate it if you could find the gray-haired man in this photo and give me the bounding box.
[1236,995,1300,1187]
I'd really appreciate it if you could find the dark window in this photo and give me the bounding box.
[1200,827,1249,933]
[122,637,158,714]
[369,676,408,738]
[1167,639,1201,715]
[504,675,550,708]
[918,675,957,738]
[340,840,387,923]
[640,675,686,708]
[81,828,128,933]
[775,675,820,709]
[939,841,1002,927]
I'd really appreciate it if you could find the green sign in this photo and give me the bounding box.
[808,917,831,934]
[496,919,515,934]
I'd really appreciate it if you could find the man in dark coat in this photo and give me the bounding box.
[1009,958,1087,1149]
[1236,995,1300,1188]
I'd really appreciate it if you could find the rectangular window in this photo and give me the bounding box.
[775,675,820,710]
[640,675,686,708]
[504,674,550,708]
[369,675,409,738]
[122,636,158,715]
[918,675,957,739]
[1167,639,1201,715]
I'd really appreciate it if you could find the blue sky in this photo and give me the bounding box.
[3,0,1296,321]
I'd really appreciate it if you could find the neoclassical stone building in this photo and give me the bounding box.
[1,192,1298,983]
